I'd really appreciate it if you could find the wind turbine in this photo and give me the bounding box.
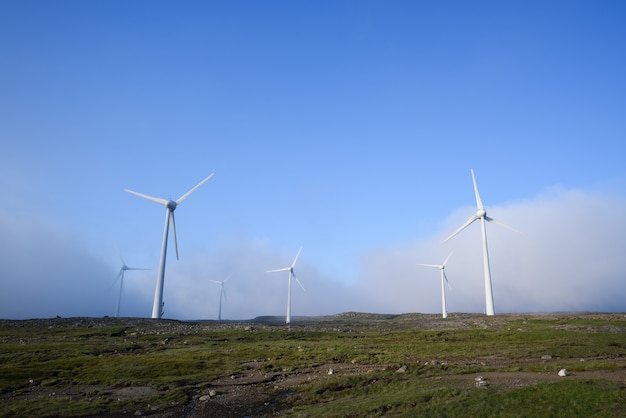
[266,247,305,324]
[210,275,231,321]
[417,251,453,319]
[112,253,150,318]
[125,173,214,319]
[443,169,521,316]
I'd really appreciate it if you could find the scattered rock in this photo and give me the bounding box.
[396,365,407,373]
[541,355,552,361]
[475,376,489,388]
[200,392,218,401]
[558,368,569,377]
[327,368,334,375]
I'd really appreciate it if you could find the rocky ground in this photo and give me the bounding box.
[2,313,625,417]
[171,361,626,418]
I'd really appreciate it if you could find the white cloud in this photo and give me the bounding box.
[153,237,353,320]
[355,186,626,315]
[0,211,116,319]
[1,185,625,320]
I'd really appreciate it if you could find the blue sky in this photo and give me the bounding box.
[1,1,625,320]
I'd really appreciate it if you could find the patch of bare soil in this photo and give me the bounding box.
[7,384,158,402]
[191,361,388,418]
[76,362,386,418]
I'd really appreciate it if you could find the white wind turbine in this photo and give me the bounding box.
[417,251,453,319]
[210,275,231,321]
[125,173,214,319]
[112,253,150,318]
[266,247,305,324]
[443,169,521,316]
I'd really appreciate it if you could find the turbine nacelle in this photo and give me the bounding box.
[476,208,486,219]
[166,200,177,211]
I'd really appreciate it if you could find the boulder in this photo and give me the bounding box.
[396,365,407,373]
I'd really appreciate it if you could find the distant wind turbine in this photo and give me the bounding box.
[267,247,305,324]
[417,251,453,319]
[112,253,150,318]
[210,275,231,321]
[125,173,214,319]
[443,169,521,316]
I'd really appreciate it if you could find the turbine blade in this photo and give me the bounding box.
[471,169,484,210]
[291,246,303,268]
[176,173,215,205]
[224,274,233,283]
[210,279,222,284]
[170,210,179,260]
[127,267,151,271]
[486,217,524,234]
[417,263,439,269]
[117,248,126,266]
[294,273,306,291]
[443,271,452,290]
[442,250,454,266]
[124,189,168,206]
[112,268,124,286]
[266,267,290,273]
[443,215,478,243]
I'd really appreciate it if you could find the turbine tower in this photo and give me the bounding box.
[443,169,521,316]
[266,247,305,324]
[210,275,231,321]
[125,173,214,319]
[417,251,453,319]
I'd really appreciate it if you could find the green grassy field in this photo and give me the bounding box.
[1,313,625,417]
